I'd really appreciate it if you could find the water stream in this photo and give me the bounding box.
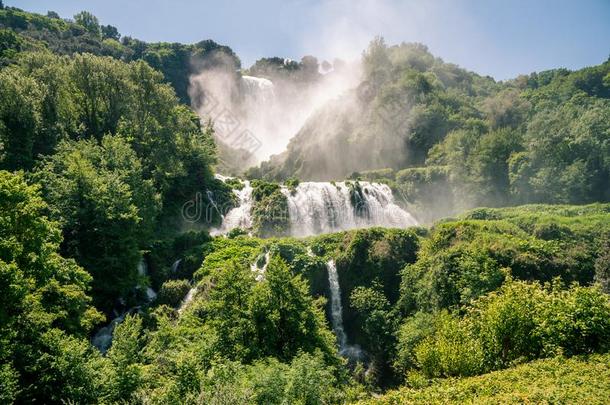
[326,259,363,361]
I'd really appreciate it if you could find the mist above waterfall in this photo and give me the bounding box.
[188,51,362,167]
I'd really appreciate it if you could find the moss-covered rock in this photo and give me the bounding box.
[251,179,290,237]
[157,279,192,307]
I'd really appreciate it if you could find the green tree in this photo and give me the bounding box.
[363,36,390,88]
[101,24,120,41]
[33,136,160,311]
[414,311,484,378]
[350,284,396,363]
[203,260,257,361]
[250,256,337,363]
[17,52,79,158]
[468,280,544,369]
[74,11,101,37]
[0,170,103,402]
[510,100,610,203]
[71,53,130,139]
[105,315,145,401]
[0,69,41,170]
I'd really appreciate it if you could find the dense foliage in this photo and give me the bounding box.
[1,6,609,404]
[255,38,610,222]
[0,48,231,313]
[365,353,610,404]
[0,171,103,403]
[0,6,239,103]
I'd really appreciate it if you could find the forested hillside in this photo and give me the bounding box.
[0,6,239,103]
[1,5,609,404]
[253,38,610,221]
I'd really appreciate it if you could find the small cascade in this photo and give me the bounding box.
[250,250,270,281]
[171,259,182,274]
[137,258,157,302]
[178,286,198,314]
[326,259,363,360]
[92,312,127,353]
[206,190,223,220]
[93,257,155,352]
[145,287,157,302]
[137,259,147,276]
[212,179,253,235]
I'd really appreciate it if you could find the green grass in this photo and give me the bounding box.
[363,353,610,404]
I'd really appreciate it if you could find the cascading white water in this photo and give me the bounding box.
[93,258,155,352]
[137,259,147,276]
[282,182,417,237]
[171,259,182,273]
[241,75,275,106]
[250,250,270,281]
[215,178,417,237]
[326,259,362,360]
[178,286,198,314]
[137,258,157,302]
[92,312,127,353]
[206,190,223,220]
[327,260,347,348]
[211,179,253,235]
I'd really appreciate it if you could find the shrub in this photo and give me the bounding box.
[403,279,610,379]
[157,279,192,307]
[536,284,610,356]
[414,311,484,377]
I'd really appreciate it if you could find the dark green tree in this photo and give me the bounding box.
[33,136,160,311]
[0,170,104,402]
[101,24,120,41]
[74,11,101,37]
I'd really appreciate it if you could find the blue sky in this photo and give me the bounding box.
[8,0,610,80]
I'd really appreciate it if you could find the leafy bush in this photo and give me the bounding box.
[157,279,191,307]
[401,279,610,379]
[399,209,608,315]
[250,180,290,237]
[414,311,484,377]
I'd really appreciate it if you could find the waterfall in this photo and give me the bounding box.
[283,182,417,237]
[93,258,154,352]
[206,190,223,220]
[241,75,275,106]
[211,179,253,236]
[215,178,417,237]
[92,312,127,353]
[178,286,198,314]
[327,260,347,348]
[145,287,157,302]
[171,259,182,273]
[137,259,147,276]
[326,259,363,360]
[250,250,270,281]
[137,258,157,302]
